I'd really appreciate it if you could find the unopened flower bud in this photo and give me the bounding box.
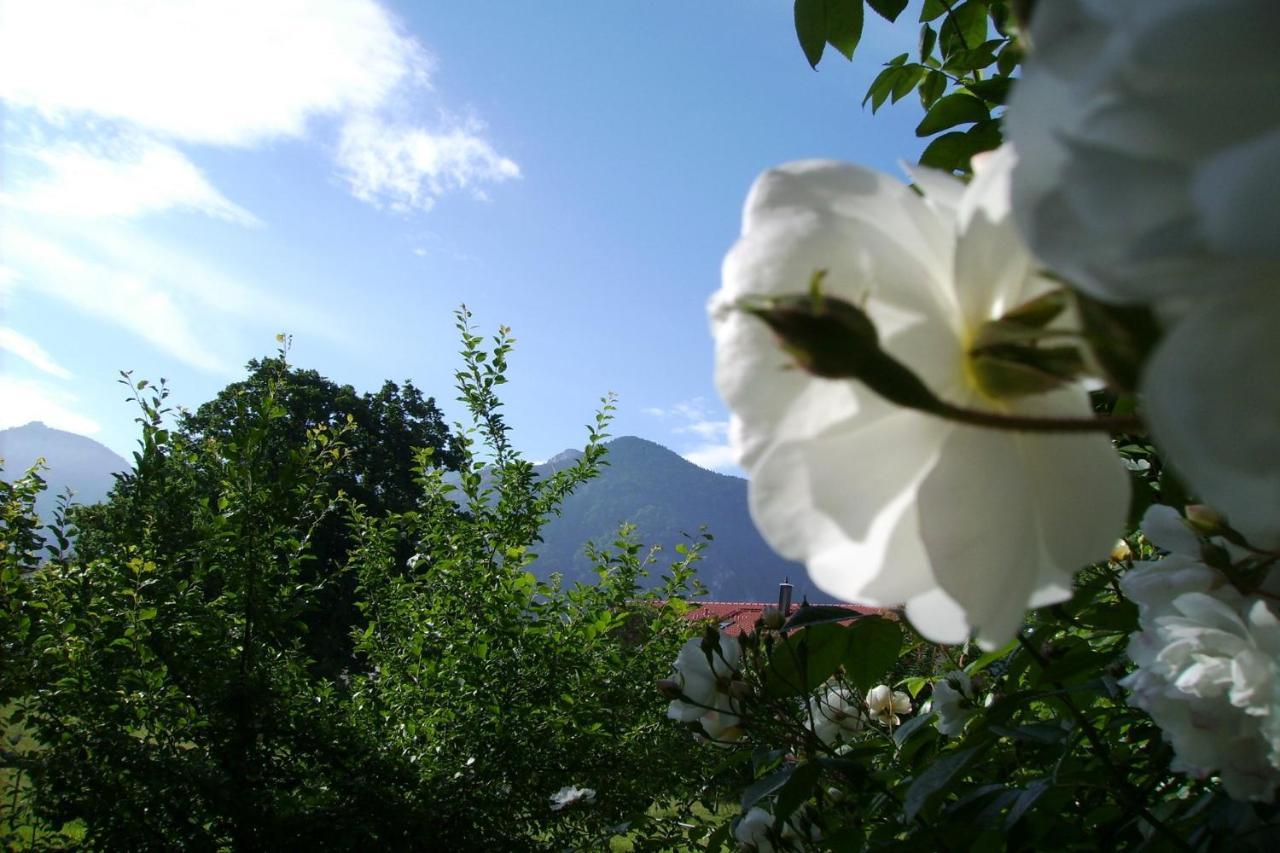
[1110,539,1132,562]
[1184,504,1225,535]
[656,678,683,700]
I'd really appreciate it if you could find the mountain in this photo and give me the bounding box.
[530,436,829,603]
[0,422,129,523]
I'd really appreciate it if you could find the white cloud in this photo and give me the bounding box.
[0,327,73,379]
[0,0,425,147]
[0,376,101,435]
[337,114,520,212]
[0,0,517,212]
[7,135,260,225]
[644,396,736,472]
[683,443,738,473]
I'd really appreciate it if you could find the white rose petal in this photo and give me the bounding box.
[1008,0,1280,548]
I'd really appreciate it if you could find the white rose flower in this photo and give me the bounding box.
[666,634,744,742]
[865,684,912,727]
[806,684,866,747]
[733,806,820,852]
[929,670,976,736]
[1008,0,1280,549]
[549,785,596,811]
[1119,508,1280,800]
[710,144,1129,648]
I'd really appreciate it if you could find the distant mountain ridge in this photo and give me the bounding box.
[530,436,828,603]
[0,424,822,602]
[0,422,129,522]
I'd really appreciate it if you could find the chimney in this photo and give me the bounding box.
[777,578,794,617]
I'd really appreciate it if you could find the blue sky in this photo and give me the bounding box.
[1,1,929,471]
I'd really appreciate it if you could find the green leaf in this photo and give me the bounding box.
[741,765,795,811]
[866,0,909,22]
[782,604,864,631]
[918,118,1002,172]
[919,0,948,22]
[891,63,926,103]
[795,0,827,67]
[825,0,864,60]
[916,92,989,136]
[939,1,989,59]
[918,22,937,61]
[1005,779,1051,830]
[919,69,947,109]
[965,75,1013,104]
[774,761,823,822]
[905,746,980,821]
[942,41,1000,73]
[840,616,901,692]
[765,622,850,697]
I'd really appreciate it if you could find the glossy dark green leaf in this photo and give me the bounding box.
[840,616,901,692]
[939,1,989,58]
[905,746,980,821]
[774,761,823,821]
[918,22,937,61]
[782,604,864,631]
[825,0,864,60]
[919,0,948,22]
[741,765,795,810]
[915,92,989,136]
[795,0,827,67]
[866,0,909,22]
[918,119,1002,172]
[766,622,851,697]
[919,69,947,109]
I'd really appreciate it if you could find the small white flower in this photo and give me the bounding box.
[710,144,1128,649]
[1008,0,1280,549]
[930,671,976,736]
[806,684,866,747]
[549,785,596,811]
[865,684,912,727]
[666,634,744,742]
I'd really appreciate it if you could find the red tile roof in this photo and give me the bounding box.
[682,601,886,636]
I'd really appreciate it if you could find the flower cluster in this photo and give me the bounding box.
[1120,508,1280,801]
[664,633,744,742]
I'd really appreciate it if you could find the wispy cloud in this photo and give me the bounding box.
[5,227,231,374]
[0,376,101,435]
[5,135,261,225]
[0,327,73,379]
[643,396,737,473]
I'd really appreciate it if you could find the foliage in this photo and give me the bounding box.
[795,0,1023,173]
[71,347,461,676]
[0,310,720,849]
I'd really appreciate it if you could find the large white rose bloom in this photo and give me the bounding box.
[865,684,912,727]
[710,145,1129,648]
[1120,507,1280,801]
[666,635,744,742]
[1008,0,1280,548]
